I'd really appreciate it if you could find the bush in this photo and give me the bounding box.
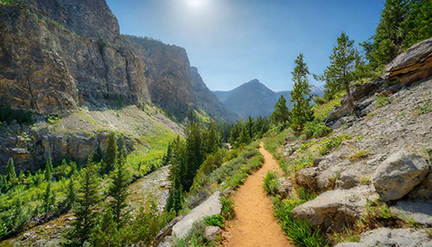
[263,171,280,196]
[303,121,331,139]
[204,214,225,227]
[376,94,390,107]
[220,196,235,220]
[0,107,34,125]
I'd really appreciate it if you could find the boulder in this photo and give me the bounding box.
[278,178,293,198]
[205,226,221,241]
[335,228,432,247]
[385,37,432,86]
[172,191,222,239]
[390,200,432,225]
[291,185,378,231]
[371,151,429,201]
[409,173,432,199]
[295,167,322,191]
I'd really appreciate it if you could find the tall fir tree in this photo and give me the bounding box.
[106,132,118,173]
[43,182,54,212]
[5,158,16,183]
[204,121,219,155]
[316,32,361,115]
[271,95,290,126]
[68,161,102,245]
[66,178,76,210]
[107,154,130,228]
[290,53,314,132]
[184,122,203,192]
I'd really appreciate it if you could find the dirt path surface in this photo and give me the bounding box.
[223,143,294,247]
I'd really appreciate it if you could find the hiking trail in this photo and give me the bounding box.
[222,143,294,247]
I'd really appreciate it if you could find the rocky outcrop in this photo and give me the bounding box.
[409,173,432,199]
[172,191,222,238]
[335,228,432,247]
[371,151,430,202]
[385,37,432,86]
[291,185,378,231]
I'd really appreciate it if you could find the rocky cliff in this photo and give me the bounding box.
[0,0,235,171]
[0,0,234,122]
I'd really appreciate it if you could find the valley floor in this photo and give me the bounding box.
[222,143,293,247]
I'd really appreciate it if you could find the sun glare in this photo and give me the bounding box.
[187,0,204,8]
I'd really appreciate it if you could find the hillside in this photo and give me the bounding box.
[213,79,293,118]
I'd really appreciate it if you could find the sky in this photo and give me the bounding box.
[106,0,385,92]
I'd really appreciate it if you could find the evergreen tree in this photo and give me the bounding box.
[106,132,118,173]
[245,116,254,140]
[316,32,361,115]
[184,122,203,192]
[165,175,184,214]
[68,161,102,245]
[66,178,76,210]
[162,142,173,166]
[43,182,54,212]
[290,53,314,132]
[107,154,130,228]
[204,121,219,155]
[5,158,16,183]
[117,136,126,159]
[237,127,251,147]
[44,155,53,182]
[271,95,290,126]
[69,161,78,178]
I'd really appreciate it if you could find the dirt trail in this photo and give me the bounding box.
[223,143,294,247]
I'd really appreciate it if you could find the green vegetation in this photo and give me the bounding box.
[271,95,290,127]
[204,214,225,227]
[0,107,34,125]
[290,53,314,132]
[376,94,391,107]
[263,170,280,196]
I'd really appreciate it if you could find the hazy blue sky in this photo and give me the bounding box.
[106,0,385,92]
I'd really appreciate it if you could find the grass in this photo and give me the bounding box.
[263,170,280,196]
[347,149,369,162]
[262,127,293,160]
[376,94,391,107]
[313,91,345,122]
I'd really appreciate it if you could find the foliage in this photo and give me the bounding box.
[318,134,351,156]
[66,162,102,246]
[271,95,290,127]
[220,195,235,221]
[5,158,16,183]
[263,170,280,196]
[105,132,118,173]
[290,53,314,132]
[347,149,369,162]
[262,127,292,160]
[361,0,432,71]
[273,193,328,247]
[315,31,362,101]
[0,107,34,125]
[173,221,212,247]
[44,154,53,182]
[376,94,391,107]
[303,121,330,139]
[107,154,130,228]
[204,214,225,227]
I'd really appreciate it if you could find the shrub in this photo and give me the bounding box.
[263,170,280,196]
[318,134,350,156]
[204,214,225,227]
[303,121,331,139]
[220,196,235,220]
[376,94,390,107]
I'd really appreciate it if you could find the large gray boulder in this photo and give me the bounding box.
[371,151,429,202]
[409,173,432,199]
[172,191,222,239]
[291,185,378,231]
[335,228,432,247]
[390,200,432,225]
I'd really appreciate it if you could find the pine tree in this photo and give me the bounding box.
[66,178,76,210]
[245,116,254,140]
[107,154,129,228]
[316,32,361,116]
[204,121,219,155]
[290,53,314,132]
[184,122,203,192]
[271,95,290,126]
[5,158,16,183]
[106,132,118,173]
[69,161,78,178]
[43,182,54,212]
[68,161,102,245]
[117,136,126,159]
[44,155,53,182]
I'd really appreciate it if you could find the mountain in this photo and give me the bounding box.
[0,0,234,122]
[213,79,293,119]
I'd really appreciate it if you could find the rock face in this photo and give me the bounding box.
[291,185,378,231]
[385,37,432,86]
[335,228,432,247]
[371,151,430,202]
[0,0,235,122]
[172,191,222,239]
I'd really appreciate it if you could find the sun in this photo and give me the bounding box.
[187,0,204,9]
